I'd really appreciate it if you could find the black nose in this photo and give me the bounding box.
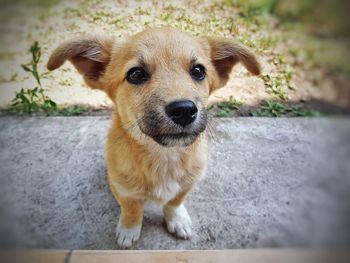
[165,100,198,127]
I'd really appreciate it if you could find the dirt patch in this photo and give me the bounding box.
[0,0,349,115]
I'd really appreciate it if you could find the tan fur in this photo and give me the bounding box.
[47,27,260,247]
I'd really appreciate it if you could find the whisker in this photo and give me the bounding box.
[205,114,219,142]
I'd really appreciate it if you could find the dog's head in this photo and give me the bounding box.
[48,28,260,147]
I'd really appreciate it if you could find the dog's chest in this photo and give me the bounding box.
[149,151,184,202]
[152,179,181,203]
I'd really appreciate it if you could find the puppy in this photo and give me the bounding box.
[47,27,260,248]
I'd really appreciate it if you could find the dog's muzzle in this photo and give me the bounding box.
[139,99,207,147]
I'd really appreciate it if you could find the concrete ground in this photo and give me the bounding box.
[0,116,349,250]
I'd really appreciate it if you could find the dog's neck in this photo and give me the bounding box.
[108,112,208,198]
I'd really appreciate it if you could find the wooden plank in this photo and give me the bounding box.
[70,249,349,263]
[1,249,349,263]
[0,250,70,263]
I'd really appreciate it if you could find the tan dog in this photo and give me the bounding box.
[47,27,260,248]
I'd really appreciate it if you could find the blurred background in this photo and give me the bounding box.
[0,0,349,117]
[0,0,350,252]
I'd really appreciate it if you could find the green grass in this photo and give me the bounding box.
[209,99,322,118]
[208,97,245,117]
[11,87,57,115]
[58,79,72,87]
[272,52,286,66]
[0,0,59,7]
[262,69,294,100]
[252,100,322,117]
[58,105,89,116]
[238,32,278,53]
[135,7,151,16]
[91,11,128,28]
[159,13,174,23]
[7,98,90,116]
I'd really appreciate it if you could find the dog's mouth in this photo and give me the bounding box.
[137,99,207,147]
[139,126,201,147]
[152,132,199,145]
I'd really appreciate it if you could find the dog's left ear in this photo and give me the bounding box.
[204,36,261,93]
[47,36,114,97]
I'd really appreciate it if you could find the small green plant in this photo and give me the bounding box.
[262,70,294,100]
[252,100,322,117]
[252,100,287,116]
[135,7,151,15]
[210,97,244,117]
[272,53,286,66]
[59,105,89,116]
[21,41,42,85]
[217,97,244,110]
[207,105,214,111]
[159,13,173,22]
[11,41,57,115]
[289,106,322,117]
[215,109,231,118]
[11,87,57,115]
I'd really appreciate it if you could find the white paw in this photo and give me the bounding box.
[116,221,141,248]
[163,204,192,239]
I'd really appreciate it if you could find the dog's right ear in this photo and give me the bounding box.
[203,36,261,94]
[47,36,114,95]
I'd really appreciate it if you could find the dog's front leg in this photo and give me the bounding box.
[163,190,192,239]
[114,194,144,248]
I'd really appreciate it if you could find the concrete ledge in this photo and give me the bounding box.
[0,117,350,249]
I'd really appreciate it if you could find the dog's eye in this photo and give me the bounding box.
[126,67,149,85]
[190,64,206,81]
